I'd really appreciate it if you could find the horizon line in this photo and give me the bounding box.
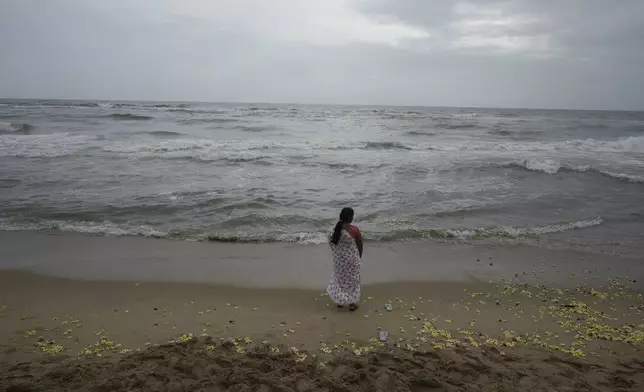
[1,96,642,113]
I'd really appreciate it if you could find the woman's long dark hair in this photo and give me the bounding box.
[331,207,354,245]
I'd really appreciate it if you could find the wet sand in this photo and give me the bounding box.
[1,232,643,288]
[1,233,643,391]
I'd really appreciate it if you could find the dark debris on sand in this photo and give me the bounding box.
[1,338,643,392]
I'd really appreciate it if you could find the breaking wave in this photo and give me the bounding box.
[178,118,241,125]
[148,131,184,138]
[0,133,91,158]
[376,217,604,241]
[405,131,436,137]
[106,113,154,121]
[0,216,604,244]
[234,125,275,133]
[364,141,412,150]
[488,128,544,137]
[0,122,32,134]
[0,218,167,238]
[435,123,480,130]
[507,160,644,183]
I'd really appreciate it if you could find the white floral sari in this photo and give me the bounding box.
[327,229,361,305]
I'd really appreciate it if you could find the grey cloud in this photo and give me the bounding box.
[0,0,642,110]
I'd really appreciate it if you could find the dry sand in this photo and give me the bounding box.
[1,271,643,391]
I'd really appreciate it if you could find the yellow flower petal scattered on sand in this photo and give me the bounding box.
[23,330,37,338]
[37,340,65,355]
[320,343,332,354]
[178,333,194,342]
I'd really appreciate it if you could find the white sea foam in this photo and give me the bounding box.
[0,216,604,244]
[520,159,562,174]
[507,159,644,183]
[432,135,644,154]
[0,218,167,238]
[0,122,30,133]
[399,217,605,241]
[0,133,91,158]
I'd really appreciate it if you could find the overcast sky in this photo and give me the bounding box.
[1,0,643,110]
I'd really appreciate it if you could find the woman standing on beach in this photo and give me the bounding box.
[328,207,363,311]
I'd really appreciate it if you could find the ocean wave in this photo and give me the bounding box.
[102,139,285,163]
[560,135,644,153]
[488,128,543,137]
[179,118,241,125]
[506,160,644,183]
[102,139,213,153]
[376,217,604,241]
[435,135,644,153]
[449,113,479,118]
[106,113,154,121]
[0,179,21,188]
[405,131,436,137]
[0,133,91,158]
[110,103,140,108]
[0,218,167,238]
[153,103,188,109]
[101,136,644,158]
[108,103,188,110]
[435,123,480,130]
[508,159,562,175]
[0,122,32,134]
[0,216,604,244]
[148,130,184,137]
[364,141,412,150]
[206,232,328,244]
[234,125,275,133]
[37,101,100,108]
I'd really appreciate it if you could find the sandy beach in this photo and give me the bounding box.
[1,233,643,391]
